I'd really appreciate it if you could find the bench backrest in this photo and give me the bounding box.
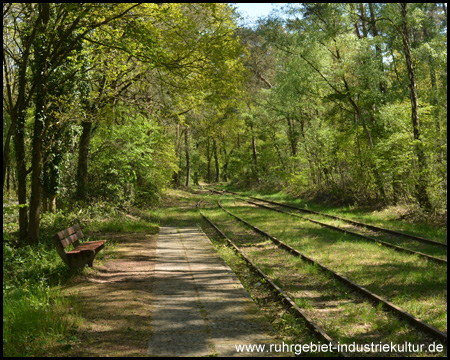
[53,224,84,264]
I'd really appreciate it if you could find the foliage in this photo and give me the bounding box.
[219,3,446,212]
[2,3,447,353]
[2,2,446,229]
[88,112,176,205]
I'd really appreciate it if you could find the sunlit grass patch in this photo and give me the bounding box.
[294,297,314,310]
[199,192,447,354]
[229,189,447,244]
[88,216,159,234]
[199,213,321,350]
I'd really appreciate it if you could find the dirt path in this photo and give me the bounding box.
[60,232,158,356]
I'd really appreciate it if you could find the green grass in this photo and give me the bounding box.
[88,216,159,234]
[5,188,445,357]
[2,237,82,356]
[200,213,329,355]
[3,284,80,356]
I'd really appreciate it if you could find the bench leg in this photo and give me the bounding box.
[68,257,87,271]
[86,251,97,267]
[68,252,95,271]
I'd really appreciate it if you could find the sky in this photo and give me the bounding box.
[233,3,277,18]
[232,3,286,25]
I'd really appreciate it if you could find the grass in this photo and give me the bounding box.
[2,238,81,357]
[88,216,159,234]
[200,213,327,356]
[3,284,81,356]
[3,188,446,357]
[305,214,447,260]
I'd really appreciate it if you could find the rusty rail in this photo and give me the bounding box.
[247,194,446,249]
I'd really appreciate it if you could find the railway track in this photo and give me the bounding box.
[243,193,446,248]
[197,192,447,352]
[197,201,347,357]
[220,190,446,265]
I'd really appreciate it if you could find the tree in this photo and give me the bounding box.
[399,3,432,210]
[4,3,141,244]
[376,3,443,210]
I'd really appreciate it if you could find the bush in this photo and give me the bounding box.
[86,113,177,206]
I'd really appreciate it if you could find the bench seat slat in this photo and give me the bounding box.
[67,240,106,255]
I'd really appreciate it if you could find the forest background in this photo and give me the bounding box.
[3,3,447,245]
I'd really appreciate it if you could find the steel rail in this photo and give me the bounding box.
[217,199,447,343]
[233,195,446,266]
[198,207,347,357]
[248,194,446,249]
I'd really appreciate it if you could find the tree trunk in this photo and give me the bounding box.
[287,117,298,156]
[221,146,232,183]
[359,3,368,37]
[28,94,45,244]
[213,138,220,183]
[252,135,258,167]
[14,109,29,245]
[431,74,444,171]
[49,195,56,212]
[368,3,387,94]
[76,121,93,200]
[6,162,11,197]
[42,196,48,213]
[423,25,445,175]
[185,127,190,187]
[400,3,432,211]
[172,123,182,186]
[3,5,36,195]
[206,138,212,183]
[251,125,259,183]
[3,123,15,191]
[28,3,50,244]
[10,9,39,245]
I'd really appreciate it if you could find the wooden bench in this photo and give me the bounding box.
[53,224,106,271]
